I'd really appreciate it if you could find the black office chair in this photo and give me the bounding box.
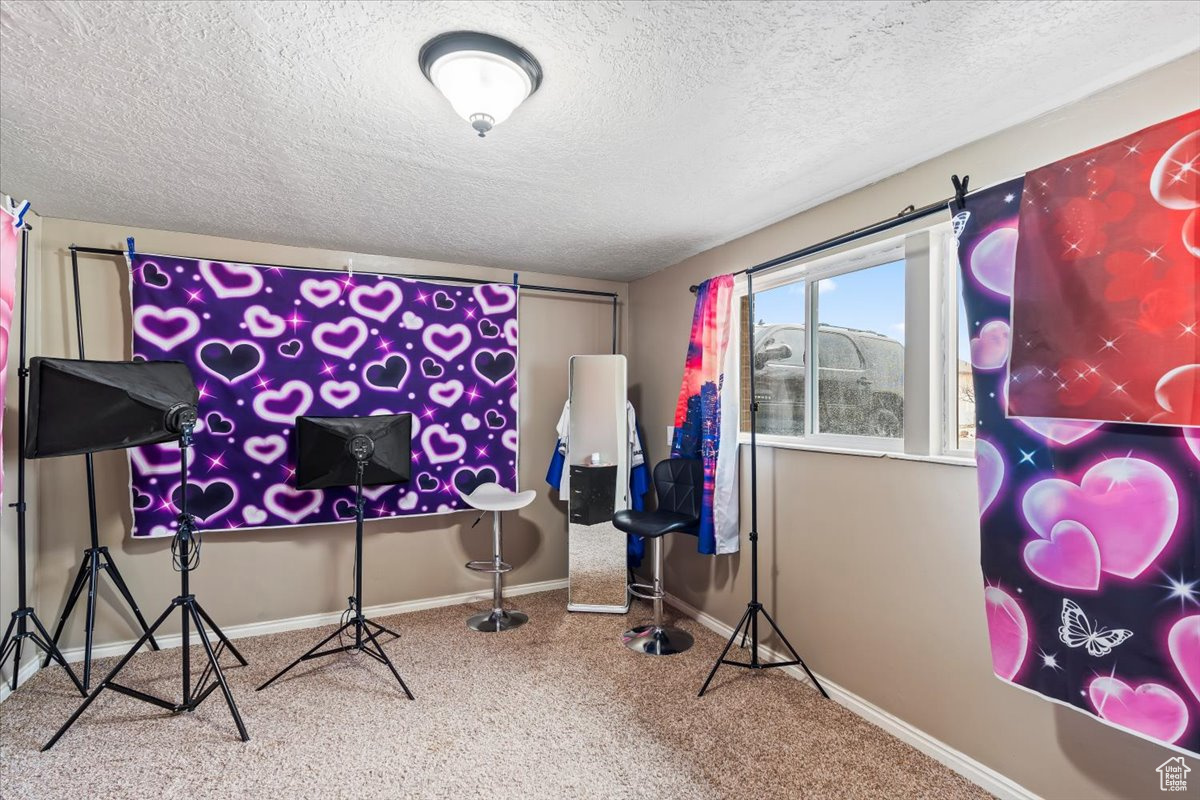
[612,458,702,656]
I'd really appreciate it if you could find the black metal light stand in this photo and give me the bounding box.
[40,246,160,689]
[257,436,413,698]
[43,416,250,750]
[697,270,829,698]
[0,223,86,696]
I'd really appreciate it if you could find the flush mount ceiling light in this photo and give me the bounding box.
[419,31,543,138]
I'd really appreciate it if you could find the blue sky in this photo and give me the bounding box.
[752,258,971,360]
[754,259,906,341]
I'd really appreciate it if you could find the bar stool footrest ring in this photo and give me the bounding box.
[627,582,661,602]
[466,560,512,574]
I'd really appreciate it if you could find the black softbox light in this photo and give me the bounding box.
[295,414,413,490]
[26,358,199,459]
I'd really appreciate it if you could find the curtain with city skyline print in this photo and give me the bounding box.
[671,274,739,555]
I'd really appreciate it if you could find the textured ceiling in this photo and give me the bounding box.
[1,1,1197,280]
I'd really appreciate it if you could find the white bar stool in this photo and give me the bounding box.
[459,482,537,632]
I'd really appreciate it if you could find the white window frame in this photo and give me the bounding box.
[735,220,975,466]
[941,229,976,460]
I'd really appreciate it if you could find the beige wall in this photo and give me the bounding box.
[23,217,625,655]
[628,53,1200,800]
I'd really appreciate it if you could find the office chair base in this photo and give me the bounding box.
[622,624,693,656]
[467,609,528,633]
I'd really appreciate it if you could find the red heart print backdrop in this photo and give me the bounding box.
[1008,109,1200,425]
[129,255,519,535]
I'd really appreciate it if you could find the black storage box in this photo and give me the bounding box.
[569,464,618,526]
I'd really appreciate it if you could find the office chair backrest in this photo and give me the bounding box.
[654,458,703,520]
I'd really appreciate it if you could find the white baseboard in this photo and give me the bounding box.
[3,578,567,684]
[663,591,1041,800]
[0,657,42,703]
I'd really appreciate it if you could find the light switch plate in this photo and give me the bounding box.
[666,426,674,447]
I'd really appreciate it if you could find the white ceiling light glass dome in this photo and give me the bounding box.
[419,31,543,138]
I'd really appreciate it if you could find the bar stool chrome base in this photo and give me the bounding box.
[468,609,529,633]
[622,535,694,656]
[622,623,693,656]
[459,483,538,634]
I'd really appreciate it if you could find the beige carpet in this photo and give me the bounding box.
[0,590,990,799]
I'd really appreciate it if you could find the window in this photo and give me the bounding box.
[739,223,972,461]
[747,283,806,437]
[813,261,905,439]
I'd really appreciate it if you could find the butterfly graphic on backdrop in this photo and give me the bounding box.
[1058,599,1133,657]
[951,210,971,240]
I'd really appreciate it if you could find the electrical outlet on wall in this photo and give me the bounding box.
[666,426,674,447]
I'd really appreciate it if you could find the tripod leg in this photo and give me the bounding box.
[0,622,16,661]
[362,621,413,700]
[42,601,176,751]
[0,629,17,690]
[82,550,100,689]
[27,611,86,695]
[42,557,90,669]
[25,631,58,659]
[100,550,161,652]
[368,620,402,640]
[11,626,74,696]
[759,606,828,699]
[0,614,17,685]
[698,605,753,698]
[0,638,16,682]
[0,614,16,653]
[187,605,249,741]
[192,602,248,666]
[189,631,219,704]
[10,631,24,693]
[256,621,349,691]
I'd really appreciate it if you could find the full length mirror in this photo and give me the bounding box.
[565,355,630,612]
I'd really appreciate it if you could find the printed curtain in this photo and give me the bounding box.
[1008,109,1199,425]
[130,254,519,535]
[957,179,1199,757]
[671,274,739,555]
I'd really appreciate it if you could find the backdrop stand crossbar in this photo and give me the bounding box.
[0,223,86,697]
[688,188,958,289]
[68,245,621,300]
[71,244,621,352]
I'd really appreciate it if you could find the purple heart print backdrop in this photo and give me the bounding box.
[956,179,1199,757]
[129,254,519,536]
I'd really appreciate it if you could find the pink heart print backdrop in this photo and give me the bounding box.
[958,180,1199,757]
[129,254,519,535]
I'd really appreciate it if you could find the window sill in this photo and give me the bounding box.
[736,434,977,467]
